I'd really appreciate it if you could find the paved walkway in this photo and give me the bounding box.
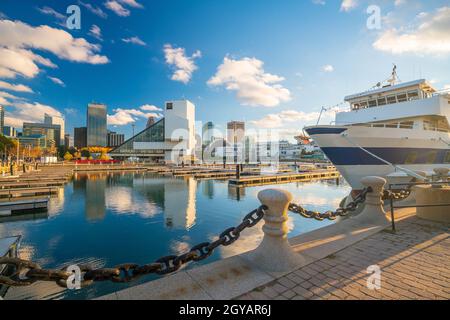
[238,216,450,300]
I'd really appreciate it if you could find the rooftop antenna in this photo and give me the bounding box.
[387,64,399,86]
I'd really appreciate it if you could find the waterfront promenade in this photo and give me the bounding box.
[239,214,450,300]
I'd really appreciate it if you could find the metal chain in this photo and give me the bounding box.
[382,188,412,201]
[288,187,372,221]
[0,205,267,288]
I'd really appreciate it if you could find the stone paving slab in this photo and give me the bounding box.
[238,216,450,300]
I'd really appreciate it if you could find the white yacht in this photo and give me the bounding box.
[305,69,450,191]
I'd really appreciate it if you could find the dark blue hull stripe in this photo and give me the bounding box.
[305,127,347,135]
[320,147,450,166]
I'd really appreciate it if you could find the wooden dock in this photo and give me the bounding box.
[0,187,60,199]
[0,198,48,214]
[228,170,340,187]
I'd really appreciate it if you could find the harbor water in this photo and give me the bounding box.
[0,172,350,300]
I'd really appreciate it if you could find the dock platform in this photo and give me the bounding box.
[228,170,340,187]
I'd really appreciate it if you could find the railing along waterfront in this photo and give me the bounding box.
[0,178,394,291]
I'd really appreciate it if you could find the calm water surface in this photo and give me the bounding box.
[0,172,350,300]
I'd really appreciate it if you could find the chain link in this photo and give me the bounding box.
[0,205,267,288]
[288,187,372,221]
[382,188,412,201]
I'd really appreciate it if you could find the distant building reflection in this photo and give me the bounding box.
[164,177,197,230]
[85,173,106,221]
[201,180,214,199]
[228,185,246,201]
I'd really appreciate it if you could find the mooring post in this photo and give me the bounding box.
[247,189,304,272]
[355,176,389,225]
[433,167,449,183]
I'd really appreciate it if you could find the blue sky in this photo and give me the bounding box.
[0,0,449,141]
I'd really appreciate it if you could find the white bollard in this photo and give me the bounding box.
[353,176,389,225]
[433,167,449,182]
[247,189,304,273]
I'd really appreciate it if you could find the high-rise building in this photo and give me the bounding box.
[87,103,107,147]
[64,134,74,148]
[0,105,4,135]
[18,134,47,149]
[146,116,156,128]
[227,121,245,144]
[107,131,125,147]
[23,122,61,147]
[202,121,215,146]
[44,114,65,141]
[74,127,87,148]
[3,126,16,137]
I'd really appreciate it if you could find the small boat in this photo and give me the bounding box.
[0,235,21,298]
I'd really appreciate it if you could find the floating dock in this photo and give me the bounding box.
[228,170,340,187]
[0,187,60,199]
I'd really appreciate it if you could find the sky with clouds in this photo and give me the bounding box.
[0,0,449,141]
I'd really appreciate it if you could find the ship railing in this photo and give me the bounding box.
[328,121,449,133]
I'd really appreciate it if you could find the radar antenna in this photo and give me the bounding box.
[387,64,399,85]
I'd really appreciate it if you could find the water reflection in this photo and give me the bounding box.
[1,172,350,300]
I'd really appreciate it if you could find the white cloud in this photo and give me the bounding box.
[0,80,33,93]
[79,1,108,19]
[37,6,66,24]
[4,101,62,128]
[0,19,109,79]
[48,76,65,87]
[373,7,450,55]
[89,25,103,41]
[139,104,162,111]
[340,0,358,12]
[207,56,291,107]
[322,64,334,72]
[0,91,23,105]
[122,36,146,46]
[444,84,450,90]
[312,0,325,5]
[118,0,143,8]
[250,108,339,129]
[108,108,162,126]
[104,1,130,16]
[164,44,201,84]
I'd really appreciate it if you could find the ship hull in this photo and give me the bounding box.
[305,125,450,190]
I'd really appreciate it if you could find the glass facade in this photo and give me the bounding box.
[110,118,165,155]
[23,122,61,147]
[87,103,107,147]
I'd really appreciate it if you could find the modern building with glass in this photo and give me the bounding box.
[22,122,61,147]
[110,100,196,163]
[87,103,107,147]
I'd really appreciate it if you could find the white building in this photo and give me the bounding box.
[110,100,196,163]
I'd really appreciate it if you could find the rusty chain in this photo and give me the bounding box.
[0,205,267,288]
[382,188,412,201]
[288,187,372,221]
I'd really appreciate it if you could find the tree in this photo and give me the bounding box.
[63,152,73,161]
[81,149,90,158]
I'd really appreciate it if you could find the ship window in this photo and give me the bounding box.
[386,95,397,104]
[377,97,387,106]
[399,121,414,129]
[166,102,173,110]
[445,151,450,164]
[359,101,368,108]
[407,90,419,101]
[368,99,377,107]
[386,123,398,128]
[397,93,407,102]
[425,151,438,164]
[404,152,418,164]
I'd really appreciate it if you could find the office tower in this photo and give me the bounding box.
[202,121,215,146]
[0,105,4,135]
[3,126,16,137]
[74,127,87,148]
[107,131,125,147]
[44,113,65,141]
[64,134,74,148]
[23,122,61,147]
[227,121,245,144]
[87,103,107,147]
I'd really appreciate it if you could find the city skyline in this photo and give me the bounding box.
[0,0,449,142]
